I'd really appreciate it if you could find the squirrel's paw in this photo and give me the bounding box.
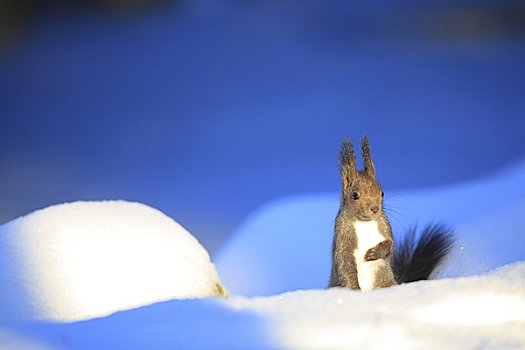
[364,240,392,261]
[364,248,380,261]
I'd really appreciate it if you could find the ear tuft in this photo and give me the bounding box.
[361,136,376,177]
[339,139,357,191]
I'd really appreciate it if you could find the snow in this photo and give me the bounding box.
[0,201,226,323]
[1,262,524,349]
[229,262,525,349]
[0,161,524,349]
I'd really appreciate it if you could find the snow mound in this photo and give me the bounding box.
[3,261,524,350]
[0,201,226,322]
[215,160,525,296]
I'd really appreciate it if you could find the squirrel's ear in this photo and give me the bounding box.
[361,136,376,177]
[339,139,357,191]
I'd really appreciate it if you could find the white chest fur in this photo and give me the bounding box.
[353,220,385,291]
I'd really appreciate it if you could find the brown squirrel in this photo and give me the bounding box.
[329,137,453,291]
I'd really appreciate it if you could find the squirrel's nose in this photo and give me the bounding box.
[370,206,379,214]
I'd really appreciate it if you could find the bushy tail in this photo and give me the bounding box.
[392,224,454,284]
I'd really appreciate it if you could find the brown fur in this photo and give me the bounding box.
[329,137,397,290]
[214,283,228,297]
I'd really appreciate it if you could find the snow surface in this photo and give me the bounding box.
[1,262,524,350]
[0,162,524,349]
[0,201,226,323]
[229,263,525,350]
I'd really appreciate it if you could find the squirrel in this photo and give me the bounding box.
[329,137,454,291]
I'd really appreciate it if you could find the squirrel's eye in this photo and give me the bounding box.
[381,191,384,198]
[352,192,360,200]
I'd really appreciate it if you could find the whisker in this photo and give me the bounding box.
[383,205,412,219]
[384,201,415,212]
[384,209,413,229]
[385,210,404,227]
[383,194,417,214]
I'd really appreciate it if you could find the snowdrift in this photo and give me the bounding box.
[0,201,226,323]
[0,161,524,349]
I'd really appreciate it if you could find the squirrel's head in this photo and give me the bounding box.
[339,136,384,221]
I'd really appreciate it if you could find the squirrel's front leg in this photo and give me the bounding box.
[341,270,360,289]
[334,249,360,289]
[336,265,360,289]
[364,240,393,261]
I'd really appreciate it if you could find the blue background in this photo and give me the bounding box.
[1,0,524,251]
